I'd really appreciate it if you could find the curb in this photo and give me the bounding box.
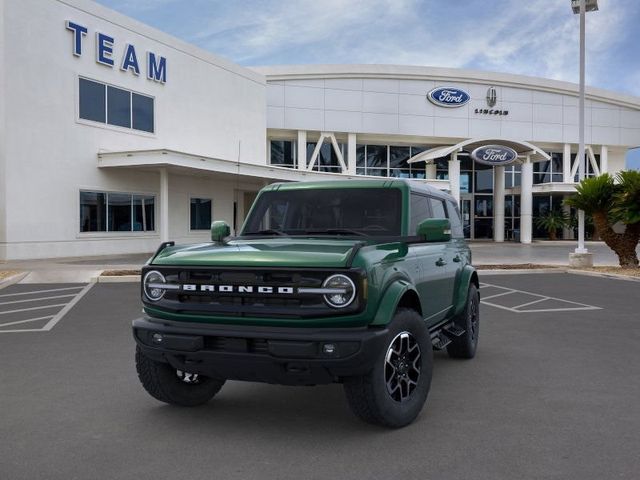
[478,268,565,275]
[0,271,29,290]
[566,269,640,282]
[93,275,141,283]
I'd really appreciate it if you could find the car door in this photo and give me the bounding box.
[409,193,450,326]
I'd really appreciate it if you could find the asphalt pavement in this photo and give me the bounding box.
[0,273,639,480]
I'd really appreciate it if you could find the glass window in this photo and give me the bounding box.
[474,196,493,217]
[356,145,366,168]
[108,193,133,232]
[410,194,431,234]
[242,188,402,236]
[389,146,411,178]
[80,191,106,232]
[78,78,154,133]
[270,140,296,168]
[133,195,155,231]
[460,172,472,193]
[306,142,344,173]
[107,86,131,128]
[474,163,493,193]
[446,201,464,238]
[79,78,106,123]
[190,198,212,230]
[429,198,447,219]
[132,93,154,133]
[366,145,387,176]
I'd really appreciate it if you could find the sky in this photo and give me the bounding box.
[94,0,640,170]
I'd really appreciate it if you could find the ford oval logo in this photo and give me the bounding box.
[427,87,470,108]
[471,145,518,166]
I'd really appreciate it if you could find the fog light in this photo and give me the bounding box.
[323,343,336,354]
[152,333,164,344]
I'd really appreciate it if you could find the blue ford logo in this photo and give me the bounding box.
[427,87,470,108]
[471,145,518,166]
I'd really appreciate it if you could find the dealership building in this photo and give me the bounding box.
[1,0,640,260]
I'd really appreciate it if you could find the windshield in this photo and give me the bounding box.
[241,188,402,237]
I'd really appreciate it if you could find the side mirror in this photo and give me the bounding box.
[211,220,231,244]
[417,218,451,242]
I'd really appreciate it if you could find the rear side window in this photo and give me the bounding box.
[410,194,431,234]
[446,201,464,238]
[429,198,448,219]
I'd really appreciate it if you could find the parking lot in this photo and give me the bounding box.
[1,273,639,480]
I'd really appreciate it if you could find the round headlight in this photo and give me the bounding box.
[143,270,166,302]
[323,274,356,308]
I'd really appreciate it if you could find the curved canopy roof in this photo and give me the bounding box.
[407,138,551,164]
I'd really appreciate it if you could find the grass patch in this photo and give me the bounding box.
[0,270,22,281]
[574,266,640,278]
[476,264,561,270]
[101,269,141,276]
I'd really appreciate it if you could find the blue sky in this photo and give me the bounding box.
[95,0,640,169]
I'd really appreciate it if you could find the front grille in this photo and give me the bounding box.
[143,267,364,319]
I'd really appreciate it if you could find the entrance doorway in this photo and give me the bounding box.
[461,194,494,240]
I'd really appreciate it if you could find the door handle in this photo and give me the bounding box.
[453,255,461,263]
[436,258,447,267]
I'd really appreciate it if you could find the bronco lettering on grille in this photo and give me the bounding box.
[181,284,295,294]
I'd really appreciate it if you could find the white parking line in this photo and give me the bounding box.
[0,286,84,298]
[0,293,79,306]
[479,282,602,313]
[0,283,94,333]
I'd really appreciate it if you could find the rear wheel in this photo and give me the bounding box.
[343,308,433,428]
[135,346,225,406]
[447,284,480,359]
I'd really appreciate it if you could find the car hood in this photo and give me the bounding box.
[150,238,365,268]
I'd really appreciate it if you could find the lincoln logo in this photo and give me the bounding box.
[470,145,518,166]
[427,87,470,108]
[486,86,497,107]
[181,284,295,294]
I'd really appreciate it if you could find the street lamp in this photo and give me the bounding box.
[571,0,597,262]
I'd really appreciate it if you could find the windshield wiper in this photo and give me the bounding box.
[244,229,289,236]
[304,228,368,237]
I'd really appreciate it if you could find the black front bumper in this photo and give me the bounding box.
[133,317,389,386]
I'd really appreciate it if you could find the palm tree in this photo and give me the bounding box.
[565,172,640,267]
[535,209,569,240]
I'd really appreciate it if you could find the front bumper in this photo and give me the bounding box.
[133,317,389,385]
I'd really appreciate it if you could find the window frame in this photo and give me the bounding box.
[76,76,156,136]
[189,197,213,232]
[78,188,157,236]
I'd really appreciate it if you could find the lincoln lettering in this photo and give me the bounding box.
[181,284,295,294]
[65,21,167,83]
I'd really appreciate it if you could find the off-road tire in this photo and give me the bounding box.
[135,346,225,406]
[343,308,433,428]
[447,283,480,359]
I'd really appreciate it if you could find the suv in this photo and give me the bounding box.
[133,180,479,428]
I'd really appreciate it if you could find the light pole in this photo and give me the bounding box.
[570,0,597,262]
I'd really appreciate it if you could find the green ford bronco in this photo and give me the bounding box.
[133,179,479,427]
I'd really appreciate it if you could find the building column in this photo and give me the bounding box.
[448,153,461,206]
[297,130,307,171]
[347,133,357,175]
[160,168,169,242]
[562,198,573,240]
[563,143,573,183]
[600,145,608,174]
[425,163,437,180]
[520,157,533,244]
[493,165,505,242]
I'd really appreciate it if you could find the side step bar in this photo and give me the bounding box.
[430,322,466,350]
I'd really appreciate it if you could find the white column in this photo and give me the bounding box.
[297,130,307,171]
[520,158,533,244]
[563,143,573,183]
[425,163,437,180]
[562,198,573,240]
[347,133,357,175]
[448,153,461,206]
[160,168,169,242]
[600,145,608,174]
[493,165,505,242]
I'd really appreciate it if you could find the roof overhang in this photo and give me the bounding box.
[407,138,551,164]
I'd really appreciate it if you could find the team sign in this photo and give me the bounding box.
[66,21,167,84]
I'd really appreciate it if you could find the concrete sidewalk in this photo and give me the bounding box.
[1,241,637,284]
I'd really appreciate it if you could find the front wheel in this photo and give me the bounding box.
[447,283,480,359]
[343,308,433,428]
[135,346,225,406]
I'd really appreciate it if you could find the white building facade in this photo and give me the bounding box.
[1,0,640,260]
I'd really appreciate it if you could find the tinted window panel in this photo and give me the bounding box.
[446,201,464,238]
[190,198,212,230]
[80,191,106,232]
[79,79,106,123]
[108,193,132,231]
[133,195,155,231]
[410,194,431,234]
[107,86,131,128]
[132,93,154,133]
[270,140,295,167]
[429,198,447,219]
